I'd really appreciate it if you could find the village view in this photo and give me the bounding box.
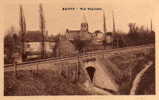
[4,4,155,95]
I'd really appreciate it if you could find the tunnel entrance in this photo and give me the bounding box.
[86,67,96,82]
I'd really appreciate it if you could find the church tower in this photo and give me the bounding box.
[81,13,89,32]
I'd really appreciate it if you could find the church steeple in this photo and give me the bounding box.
[103,10,107,33]
[81,13,88,32]
[82,13,87,23]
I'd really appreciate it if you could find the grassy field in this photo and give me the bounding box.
[108,50,155,94]
[4,70,91,96]
[4,49,155,95]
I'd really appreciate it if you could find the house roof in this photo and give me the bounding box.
[66,29,81,33]
[94,30,103,34]
[106,32,112,36]
[24,31,52,42]
[24,31,42,42]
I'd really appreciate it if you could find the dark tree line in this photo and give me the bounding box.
[4,4,155,64]
[127,23,155,46]
[109,23,155,48]
[4,27,21,64]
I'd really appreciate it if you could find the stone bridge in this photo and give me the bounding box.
[4,44,154,72]
[4,44,155,93]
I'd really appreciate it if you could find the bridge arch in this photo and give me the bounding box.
[82,59,97,84]
[82,58,119,92]
[86,66,96,82]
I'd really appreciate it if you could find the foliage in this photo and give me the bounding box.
[108,50,155,94]
[4,27,21,64]
[127,23,155,46]
[71,38,92,53]
[4,70,90,95]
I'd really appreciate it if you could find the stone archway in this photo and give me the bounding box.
[86,66,96,82]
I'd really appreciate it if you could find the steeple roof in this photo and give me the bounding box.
[81,13,87,23]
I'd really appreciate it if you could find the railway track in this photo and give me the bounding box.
[4,44,154,72]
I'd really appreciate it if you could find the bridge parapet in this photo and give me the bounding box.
[4,44,154,72]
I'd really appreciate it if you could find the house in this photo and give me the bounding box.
[92,30,105,45]
[24,31,55,59]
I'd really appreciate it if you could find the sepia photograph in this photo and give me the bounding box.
[3,0,156,96]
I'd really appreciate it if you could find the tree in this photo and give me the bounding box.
[72,37,91,53]
[128,23,136,33]
[4,33,14,64]
[19,5,26,61]
[4,26,20,64]
[39,4,46,59]
[128,22,155,46]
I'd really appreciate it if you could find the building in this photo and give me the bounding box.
[106,32,113,45]
[24,31,55,59]
[66,15,92,41]
[92,30,105,45]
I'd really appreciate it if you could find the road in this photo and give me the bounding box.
[130,61,153,95]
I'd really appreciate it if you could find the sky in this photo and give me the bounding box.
[3,0,158,35]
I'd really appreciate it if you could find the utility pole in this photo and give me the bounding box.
[150,19,153,32]
[19,5,26,61]
[13,61,17,77]
[39,4,46,59]
[112,11,118,48]
[75,55,80,82]
[112,11,116,33]
[146,23,149,32]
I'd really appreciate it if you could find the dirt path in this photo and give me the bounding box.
[130,61,153,95]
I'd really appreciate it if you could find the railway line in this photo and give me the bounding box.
[4,44,154,72]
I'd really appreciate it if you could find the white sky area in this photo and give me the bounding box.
[3,0,158,35]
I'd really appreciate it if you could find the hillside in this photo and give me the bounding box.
[107,50,155,94]
[4,70,91,96]
[4,50,155,95]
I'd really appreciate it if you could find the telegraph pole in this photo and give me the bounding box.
[150,19,153,32]
[112,11,118,48]
[112,11,116,33]
[146,23,149,32]
[39,4,46,59]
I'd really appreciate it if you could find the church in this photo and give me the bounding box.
[65,12,116,51]
[66,14,92,41]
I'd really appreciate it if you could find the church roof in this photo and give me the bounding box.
[82,13,87,23]
[106,32,112,36]
[94,30,103,34]
[24,31,42,42]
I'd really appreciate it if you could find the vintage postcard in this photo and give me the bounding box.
[1,0,159,99]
